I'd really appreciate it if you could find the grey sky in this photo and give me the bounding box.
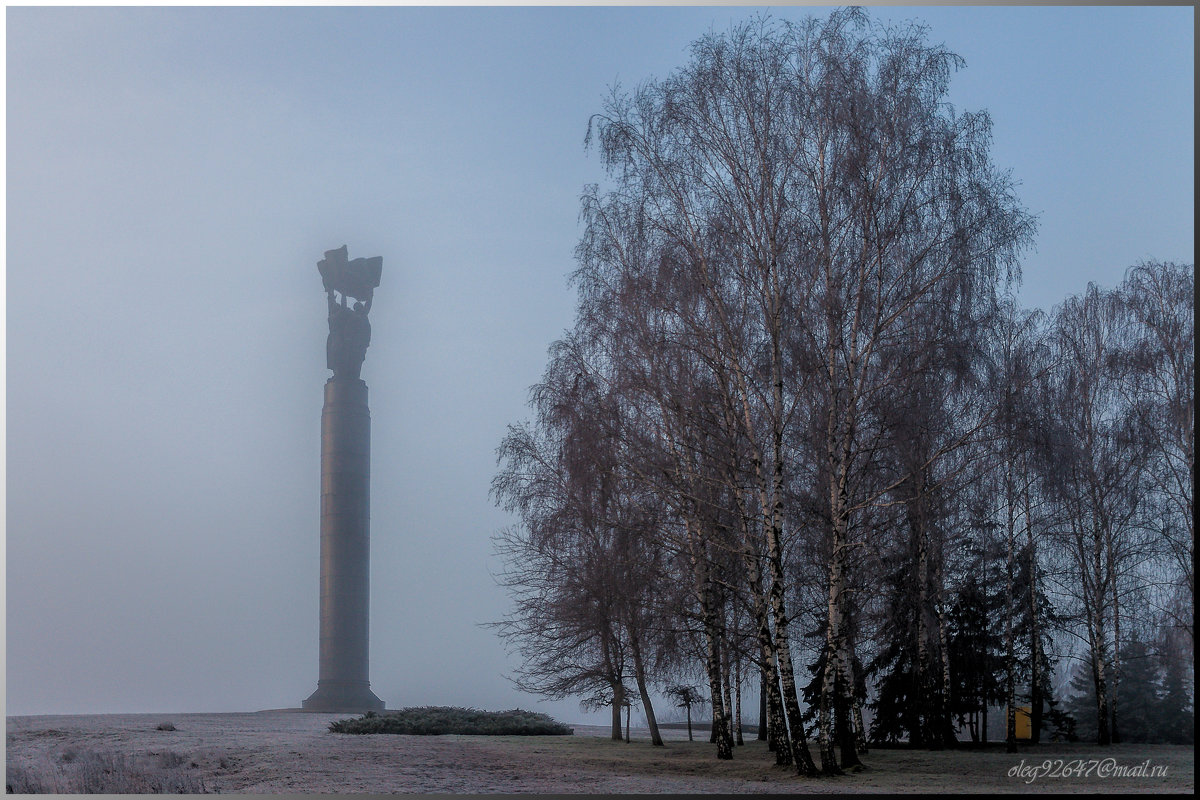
[4,4,1193,722]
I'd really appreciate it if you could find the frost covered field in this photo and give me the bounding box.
[6,711,1194,794]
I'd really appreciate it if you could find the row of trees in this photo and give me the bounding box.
[491,12,1193,774]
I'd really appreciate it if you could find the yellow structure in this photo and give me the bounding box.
[1011,705,1032,740]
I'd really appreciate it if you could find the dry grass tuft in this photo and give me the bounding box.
[6,748,210,794]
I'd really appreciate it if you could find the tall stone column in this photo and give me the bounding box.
[303,246,385,713]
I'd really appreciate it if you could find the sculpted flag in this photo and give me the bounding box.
[319,244,382,301]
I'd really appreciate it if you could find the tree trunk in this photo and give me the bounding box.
[705,637,731,756]
[818,654,835,765]
[630,633,664,746]
[758,665,768,741]
[772,556,820,776]
[1024,482,1043,744]
[834,674,859,770]
[1084,513,1112,746]
[915,499,932,749]
[820,546,849,772]
[853,698,869,754]
[734,650,745,746]
[765,650,789,763]
[1004,458,1018,754]
[1093,645,1111,746]
[818,507,848,774]
[700,571,733,759]
[1069,509,1112,746]
[1107,524,1122,745]
[845,605,869,755]
[729,341,817,775]
[686,515,733,759]
[936,593,956,748]
[733,489,792,766]
[834,604,864,768]
[819,396,856,774]
[721,636,735,748]
[611,682,624,742]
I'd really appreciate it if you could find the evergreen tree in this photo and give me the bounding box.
[946,576,1003,743]
[866,553,933,744]
[1156,647,1195,745]
[1065,636,1194,743]
[1012,541,1070,741]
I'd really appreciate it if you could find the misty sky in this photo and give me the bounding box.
[4,4,1193,723]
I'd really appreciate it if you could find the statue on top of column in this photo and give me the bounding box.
[318,245,382,381]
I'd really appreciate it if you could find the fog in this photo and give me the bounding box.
[5,5,1193,722]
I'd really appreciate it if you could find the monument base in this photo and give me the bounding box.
[302,680,385,713]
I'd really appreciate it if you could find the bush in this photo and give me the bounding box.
[329,706,573,736]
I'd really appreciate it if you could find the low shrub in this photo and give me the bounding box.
[329,706,573,736]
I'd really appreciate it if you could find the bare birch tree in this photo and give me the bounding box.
[492,332,672,742]
[1040,284,1155,745]
[1117,261,1194,644]
[778,11,1033,768]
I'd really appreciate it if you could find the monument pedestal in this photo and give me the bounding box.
[302,679,383,713]
[302,377,385,712]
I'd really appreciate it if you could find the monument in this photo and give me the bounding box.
[302,245,387,712]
